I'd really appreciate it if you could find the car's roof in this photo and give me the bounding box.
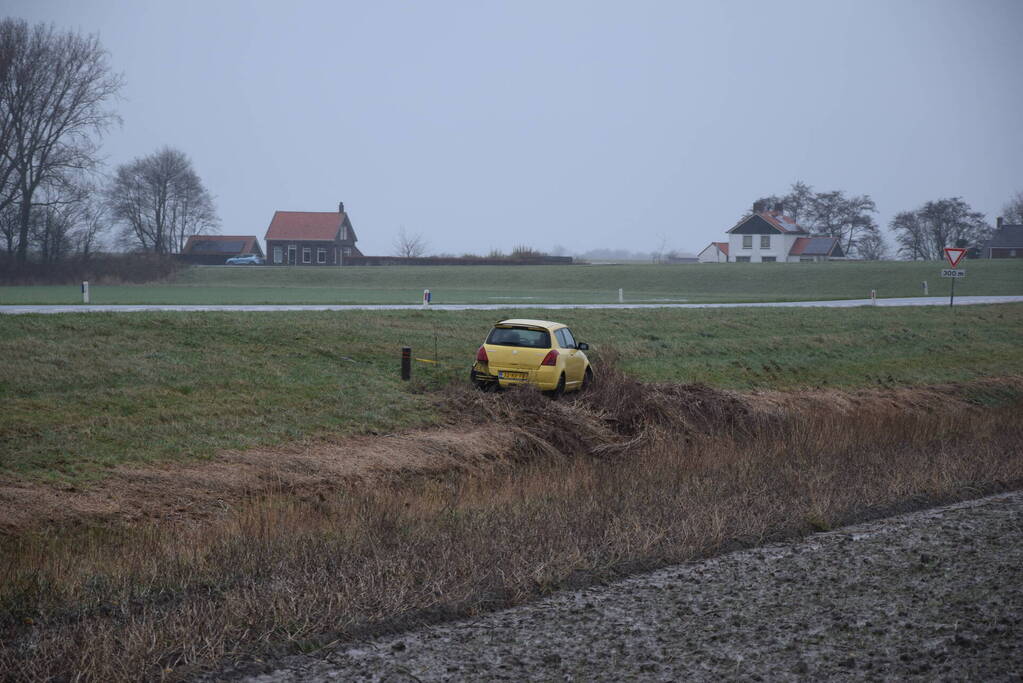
[494,319,566,331]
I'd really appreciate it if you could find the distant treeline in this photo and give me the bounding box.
[0,253,181,286]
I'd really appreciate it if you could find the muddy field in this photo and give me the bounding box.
[234,491,1023,682]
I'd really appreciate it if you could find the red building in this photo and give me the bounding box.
[179,235,263,264]
[264,202,362,266]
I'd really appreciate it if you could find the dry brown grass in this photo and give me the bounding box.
[2,367,1022,681]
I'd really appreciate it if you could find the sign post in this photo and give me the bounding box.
[422,289,431,309]
[942,248,967,308]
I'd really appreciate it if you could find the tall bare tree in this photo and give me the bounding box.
[393,225,428,258]
[1002,190,1023,224]
[0,19,122,262]
[805,191,879,256]
[892,211,926,260]
[855,229,888,261]
[891,197,989,260]
[107,147,219,253]
[29,179,108,262]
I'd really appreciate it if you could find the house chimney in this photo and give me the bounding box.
[338,201,345,213]
[772,201,784,215]
[997,216,1003,230]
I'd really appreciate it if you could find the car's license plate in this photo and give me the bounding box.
[499,371,527,380]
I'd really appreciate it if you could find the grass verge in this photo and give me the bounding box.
[0,259,1020,304]
[1,367,1021,681]
[2,304,1022,482]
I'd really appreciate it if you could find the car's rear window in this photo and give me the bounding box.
[486,326,551,349]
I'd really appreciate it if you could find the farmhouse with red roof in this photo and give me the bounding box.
[264,202,363,266]
[698,204,845,263]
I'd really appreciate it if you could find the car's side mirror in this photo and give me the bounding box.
[577,342,589,351]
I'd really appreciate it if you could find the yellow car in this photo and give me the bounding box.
[471,319,593,395]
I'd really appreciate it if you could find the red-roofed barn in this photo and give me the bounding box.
[180,235,264,264]
[264,202,363,266]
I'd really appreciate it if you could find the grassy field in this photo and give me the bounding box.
[0,259,1021,304]
[2,303,1022,482]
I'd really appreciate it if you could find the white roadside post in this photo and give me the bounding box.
[870,289,877,305]
[422,288,431,309]
[81,281,89,304]
[618,288,624,304]
[922,281,928,296]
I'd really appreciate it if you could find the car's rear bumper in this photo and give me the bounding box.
[472,363,560,390]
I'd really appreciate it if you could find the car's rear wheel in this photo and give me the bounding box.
[582,366,594,392]
[546,373,566,399]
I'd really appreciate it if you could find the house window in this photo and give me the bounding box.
[760,235,771,249]
[317,248,326,264]
[343,247,352,257]
[302,248,311,263]
[735,256,751,263]
[742,235,752,249]
[800,257,815,263]
[273,247,282,264]
[762,256,776,263]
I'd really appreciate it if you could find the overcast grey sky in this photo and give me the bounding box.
[8,0,1023,256]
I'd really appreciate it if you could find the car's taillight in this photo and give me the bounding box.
[540,349,558,366]
[476,346,489,363]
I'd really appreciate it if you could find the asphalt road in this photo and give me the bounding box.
[1,295,1022,314]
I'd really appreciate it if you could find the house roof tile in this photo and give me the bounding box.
[985,225,1023,248]
[726,211,808,235]
[713,241,729,255]
[265,211,349,241]
[182,235,262,256]
[789,236,840,256]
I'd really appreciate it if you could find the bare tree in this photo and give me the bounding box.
[393,225,428,258]
[1002,190,1023,224]
[28,179,108,262]
[892,211,927,260]
[107,147,218,253]
[0,202,17,255]
[651,233,669,263]
[856,229,888,261]
[805,191,878,255]
[891,198,989,260]
[748,181,814,222]
[0,19,122,262]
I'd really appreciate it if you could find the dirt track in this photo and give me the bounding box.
[235,491,1023,682]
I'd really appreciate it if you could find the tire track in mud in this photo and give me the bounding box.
[235,491,1023,682]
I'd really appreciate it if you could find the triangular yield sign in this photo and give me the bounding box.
[944,247,967,268]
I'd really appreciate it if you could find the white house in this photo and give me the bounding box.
[699,208,845,263]
[697,242,729,263]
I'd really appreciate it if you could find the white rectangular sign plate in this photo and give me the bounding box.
[941,269,966,278]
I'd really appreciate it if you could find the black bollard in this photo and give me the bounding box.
[401,346,411,380]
